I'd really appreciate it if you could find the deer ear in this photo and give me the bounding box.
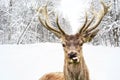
[87,33,97,42]
[83,29,99,42]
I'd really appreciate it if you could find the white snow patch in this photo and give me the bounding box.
[0,43,120,80]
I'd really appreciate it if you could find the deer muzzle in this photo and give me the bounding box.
[68,52,80,64]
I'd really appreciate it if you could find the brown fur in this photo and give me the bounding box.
[39,72,64,80]
[64,51,89,80]
[39,34,89,80]
[39,52,89,80]
[63,35,89,80]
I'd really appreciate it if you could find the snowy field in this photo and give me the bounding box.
[0,43,120,80]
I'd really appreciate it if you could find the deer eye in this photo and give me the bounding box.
[79,41,83,46]
[62,43,66,47]
[79,43,83,46]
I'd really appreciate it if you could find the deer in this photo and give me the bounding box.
[38,0,111,80]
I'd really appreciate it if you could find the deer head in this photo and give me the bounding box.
[38,0,111,64]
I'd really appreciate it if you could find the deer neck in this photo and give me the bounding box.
[63,50,89,80]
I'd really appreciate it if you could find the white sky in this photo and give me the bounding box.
[59,0,92,34]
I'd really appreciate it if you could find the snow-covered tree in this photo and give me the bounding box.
[0,0,120,47]
[91,0,120,47]
[0,0,72,44]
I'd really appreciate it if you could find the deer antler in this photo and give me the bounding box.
[79,0,111,37]
[38,5,66,38]
[79,12,95,34]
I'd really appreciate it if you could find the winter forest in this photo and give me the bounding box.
[0,0,120,47]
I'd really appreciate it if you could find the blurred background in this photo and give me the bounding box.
[0,0,120,46]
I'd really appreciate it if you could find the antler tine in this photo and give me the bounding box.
[79,12,88,34]
[38,4,65,38]
[82,15,95,33]
[38,18,62,38]
[44,6,66,36]
[44,5,61,34]
[79,2,96,34]
[86,0,111,32]
[56,15,66,35]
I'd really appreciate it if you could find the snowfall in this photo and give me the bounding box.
[0,43,120,80]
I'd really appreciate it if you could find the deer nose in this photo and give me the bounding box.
[68,52,77,59]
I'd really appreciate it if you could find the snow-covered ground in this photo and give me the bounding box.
[0,43,120,80]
